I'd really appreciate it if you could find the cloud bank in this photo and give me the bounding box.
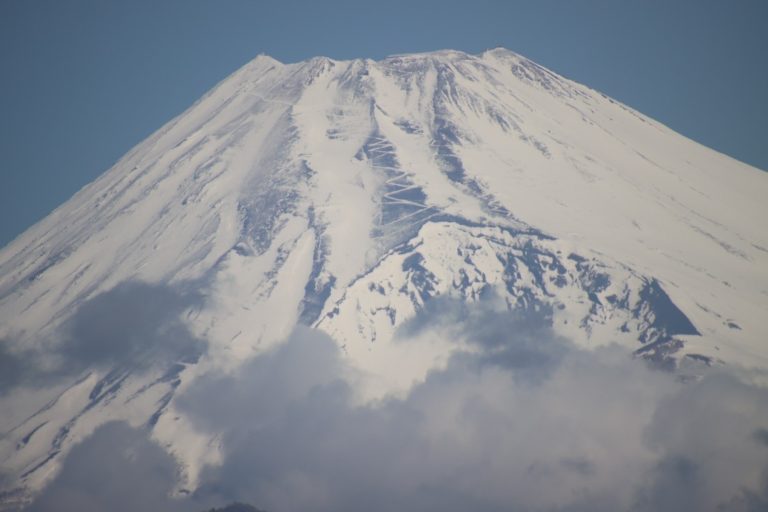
[20,291,768,512]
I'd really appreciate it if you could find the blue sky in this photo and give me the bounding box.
[1,0,766,247]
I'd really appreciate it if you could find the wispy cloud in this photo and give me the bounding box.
[25,422,190,512]
[0,281,206,395]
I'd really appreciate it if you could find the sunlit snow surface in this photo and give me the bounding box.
[0,49,766,503]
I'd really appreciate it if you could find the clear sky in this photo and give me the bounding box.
[1,0,766,247]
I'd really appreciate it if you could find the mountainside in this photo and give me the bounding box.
[1,48,767,505]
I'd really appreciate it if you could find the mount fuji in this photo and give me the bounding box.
[1,48,767,507]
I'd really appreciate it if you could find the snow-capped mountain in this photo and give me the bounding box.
[1,48,766,504]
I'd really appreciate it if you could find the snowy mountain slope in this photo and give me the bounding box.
[317,220,704,397]
[1,48,767,504]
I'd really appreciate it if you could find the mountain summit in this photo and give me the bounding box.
[1,49,767,504]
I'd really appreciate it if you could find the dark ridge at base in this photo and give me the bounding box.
[204,503,266,512]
